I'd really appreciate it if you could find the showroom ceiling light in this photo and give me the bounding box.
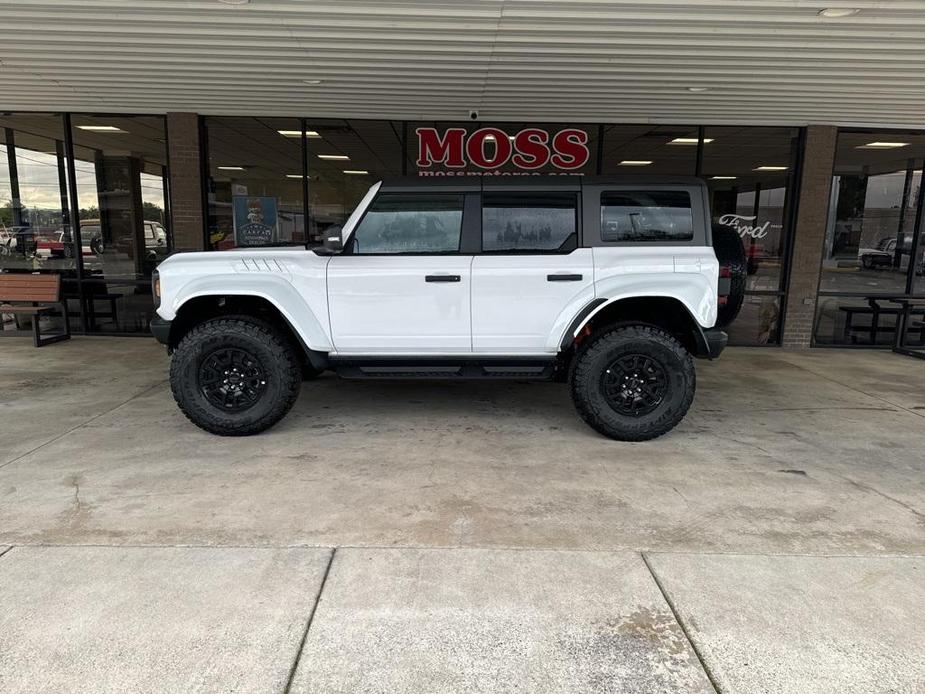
[278,130,321,138]
[76,125,126,132]
[318,154,349,160]
[303,79,323,85]
[217,0,249,5]
[754,165,788,171]
[858,141,910,149]
[818,8,860,17]
[286,174,305,178]
[217,166,244,171]
[343,170,369,175]
[618,160,652,166]
[710,176,737,180]
[669,137,713,145]
[686,87,709,92]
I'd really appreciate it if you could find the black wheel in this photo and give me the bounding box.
[712,223,747,328]
[169,317,301,435]
[569,325,695,441]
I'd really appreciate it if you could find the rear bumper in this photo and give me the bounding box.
[150,316,171,345]
[694,326,727,360]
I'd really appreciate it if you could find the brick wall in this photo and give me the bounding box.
[781,125,838,349]
[166,112,206,251]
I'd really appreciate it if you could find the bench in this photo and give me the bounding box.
[0,273,71,347]
[839,298,925,344]
[889,298,925,360]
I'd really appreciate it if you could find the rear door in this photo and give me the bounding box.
[470,188,594,353]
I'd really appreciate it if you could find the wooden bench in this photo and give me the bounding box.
[0,273,71,347]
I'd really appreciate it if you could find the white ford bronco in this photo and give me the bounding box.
[152,176,742,441]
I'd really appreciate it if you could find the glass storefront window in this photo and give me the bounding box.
[820,131,925,296]
[725,294,781,345]
[600,125,698,175]
[815,130,925,346]
[0,114,75,273]
[308,119,403,244]
[702,126,799,345]
[205,117,305,250]
[704,126,799,294]
[70,115,170,333]
[71,115,170,281]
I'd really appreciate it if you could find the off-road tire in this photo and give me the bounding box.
[170,317,301,435]
[569,325,695,441]
[712,223,747,328]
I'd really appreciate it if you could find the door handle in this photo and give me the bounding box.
[547,273,583,282]
[425,274,461,282]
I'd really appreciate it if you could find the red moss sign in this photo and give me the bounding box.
[415,127,590,172]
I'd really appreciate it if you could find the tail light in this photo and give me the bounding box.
[152,270,160,309]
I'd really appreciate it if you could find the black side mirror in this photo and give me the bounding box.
[322,226,344,253]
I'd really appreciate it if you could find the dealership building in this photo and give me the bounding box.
[2,1,925,350]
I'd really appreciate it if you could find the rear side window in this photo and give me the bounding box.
[350,193,464,254]
[482,192,577,253]
[601,190,693,243]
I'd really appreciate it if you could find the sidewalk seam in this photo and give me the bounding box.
[0,379,167,471]
[641,552,722,694]
[283,546,336,694]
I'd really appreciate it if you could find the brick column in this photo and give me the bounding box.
[781,125,838,349]
[166,112,206,251]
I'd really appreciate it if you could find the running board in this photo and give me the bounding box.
[330,357,557,380]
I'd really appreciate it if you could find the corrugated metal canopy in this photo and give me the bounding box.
[2,0,925,126]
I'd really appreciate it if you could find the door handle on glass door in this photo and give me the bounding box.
[547,273,583,282]
[425,275,461,282]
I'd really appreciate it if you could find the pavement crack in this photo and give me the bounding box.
[283,547,336,694]
[829,471,925,522]
[641,552,722,694]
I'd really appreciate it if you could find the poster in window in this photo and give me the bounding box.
[233,196,278,246]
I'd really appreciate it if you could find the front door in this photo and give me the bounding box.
[327,191,472,353]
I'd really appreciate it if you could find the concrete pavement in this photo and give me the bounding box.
[0,336,924,692]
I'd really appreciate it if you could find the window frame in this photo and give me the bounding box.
[478,190,582,255]
[343,191,476,256]
[581,183,710,247]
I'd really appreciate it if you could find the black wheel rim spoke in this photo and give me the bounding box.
[198,347,268,413]
[600,353,669,417]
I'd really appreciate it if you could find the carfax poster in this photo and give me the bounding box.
[233,196,279,246]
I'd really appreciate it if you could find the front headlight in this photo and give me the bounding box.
[152,270,161,309]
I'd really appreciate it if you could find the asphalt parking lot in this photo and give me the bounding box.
[1,337,923,693]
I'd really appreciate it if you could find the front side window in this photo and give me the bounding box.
[351,193,463,254]
[482,192,577,253]
[601,190,694,242]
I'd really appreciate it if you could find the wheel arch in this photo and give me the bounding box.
[167,292,330,369]
[560,294,713,358]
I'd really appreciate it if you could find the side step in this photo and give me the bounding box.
[330,358,557,380]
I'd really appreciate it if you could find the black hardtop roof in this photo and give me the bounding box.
[378,175,706,193]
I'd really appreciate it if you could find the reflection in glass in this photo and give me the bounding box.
[725,294,781,345]
[704,127,798,294]
[0,114,75,273]
[482,193,577,252]
[821,131,925,296]
[71,115,171,282]
[600,190,693,242]
[351,194,463,254]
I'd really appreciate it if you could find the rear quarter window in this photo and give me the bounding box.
[600,190,694,243]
